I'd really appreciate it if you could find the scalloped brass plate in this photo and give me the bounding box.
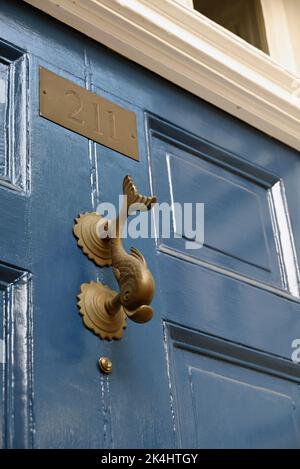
[73,212,112,266]
[77,282,127,340]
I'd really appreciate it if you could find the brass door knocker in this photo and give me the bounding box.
[73,176,156,340]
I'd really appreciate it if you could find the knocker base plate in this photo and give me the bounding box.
[73,212,112,266]
[77,282,127,340]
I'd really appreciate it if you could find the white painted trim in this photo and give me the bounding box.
[24,0,300,151]
[175,0,193,7]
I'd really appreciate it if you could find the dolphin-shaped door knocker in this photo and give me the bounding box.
[73,175,156,340]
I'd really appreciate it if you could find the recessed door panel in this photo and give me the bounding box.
[148,115,299,296]
[166,324,300,448]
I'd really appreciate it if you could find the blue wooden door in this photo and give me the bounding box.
[1,0,300,448]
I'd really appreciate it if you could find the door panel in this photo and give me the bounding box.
[148,115,298,295]
[0,41,28,192]
[0,0,300,449]
[167,324,300,449]
[0,263,32,449]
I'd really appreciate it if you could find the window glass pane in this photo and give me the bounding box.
[194,0,269,54]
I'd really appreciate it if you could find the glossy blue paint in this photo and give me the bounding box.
[0,0,300,449]
[0,263,32,448]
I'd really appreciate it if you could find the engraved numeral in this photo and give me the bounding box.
[92,102,103,135]
[107,110,117,140]
[65,89,85,125]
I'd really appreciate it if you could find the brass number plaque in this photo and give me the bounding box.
[39,67,139,160]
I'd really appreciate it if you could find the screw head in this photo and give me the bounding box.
[99,356,112,375]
